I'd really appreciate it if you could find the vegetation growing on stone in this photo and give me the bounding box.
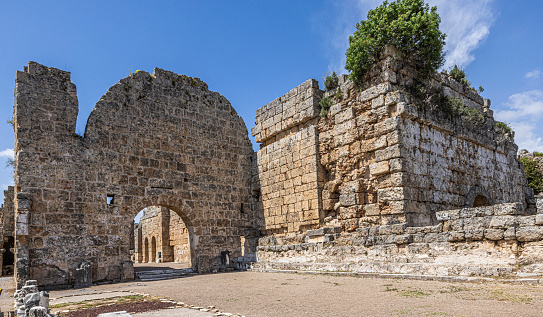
[334,88,343,100]
[494,121,512,135]
[449,97,484,126]
[345,0,446,84]
[324,71,339,91]
[319,96,332,117]
[519,156,543,194]
[448,65,470,87]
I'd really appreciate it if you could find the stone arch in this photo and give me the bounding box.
[13,63,255,287]
[464,185,494,208]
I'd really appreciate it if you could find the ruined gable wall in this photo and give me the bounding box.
[252,79,324,234]
[14,62,254,287]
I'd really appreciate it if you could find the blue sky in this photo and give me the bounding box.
[1,0,542,203]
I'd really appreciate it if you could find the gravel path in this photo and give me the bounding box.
[52,271,543,317]
[3,272,543,316]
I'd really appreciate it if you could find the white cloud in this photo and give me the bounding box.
[525,69,541,79]
[320,0,496,73]
[495,90,543,152]
[0,148,14,159]
[429,0,496,69]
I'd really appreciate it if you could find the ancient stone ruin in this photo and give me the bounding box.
[1,49,542,288]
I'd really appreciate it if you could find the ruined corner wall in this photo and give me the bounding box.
[251,79,324,234]
[13,62,254,287]
[254,47,529,237]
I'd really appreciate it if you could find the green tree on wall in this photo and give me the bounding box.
[345,0,446,84]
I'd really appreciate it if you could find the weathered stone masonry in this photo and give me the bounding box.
[12,62,255,287]
[4,51,542,288]
[251,48,540,277]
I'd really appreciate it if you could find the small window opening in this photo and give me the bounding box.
[107,194,115,205]
[240,203,244,213]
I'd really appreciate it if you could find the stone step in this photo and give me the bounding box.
[135,268,195,281]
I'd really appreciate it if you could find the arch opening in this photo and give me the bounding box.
[132,205,194,269]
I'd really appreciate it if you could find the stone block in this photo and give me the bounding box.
[504,227,516,240]
[516,227,543,242]
[484,229,504,241]
[339,193,361,206]
[394,234,412,245]
[536,214,543,225]
[377,187,405,202]
[490,216,518,229]
[464,229,484,241]
[364,204,380,216]
[375,144,401,162]
[370,161,390,176]
[447,231,465,242]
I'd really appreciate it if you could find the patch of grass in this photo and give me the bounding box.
[438,285,469,294]
[534,152,543,157]
[334,88,343,101]
[399,289,432,298]
[488,288,532,303]
[323,281,341,286]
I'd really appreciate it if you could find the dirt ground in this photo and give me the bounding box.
[3,271,543,316]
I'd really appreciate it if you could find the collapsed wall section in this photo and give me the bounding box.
[252,79,324,234]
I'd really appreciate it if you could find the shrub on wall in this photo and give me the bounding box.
[345,0,446,84]
[520,156,543,194]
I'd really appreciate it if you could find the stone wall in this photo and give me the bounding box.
[13,62,255,287]
[253,201,543,277]
[252,79,324,234]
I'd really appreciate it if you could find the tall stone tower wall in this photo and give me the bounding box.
[252,79,324,234]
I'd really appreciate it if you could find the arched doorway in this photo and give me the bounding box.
[132,205,195,268]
